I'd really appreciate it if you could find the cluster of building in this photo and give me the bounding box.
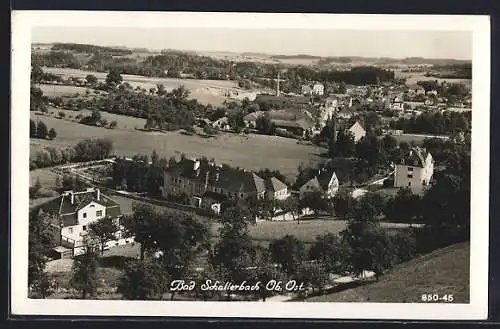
[37,142,434,260]
[161,157,340,213]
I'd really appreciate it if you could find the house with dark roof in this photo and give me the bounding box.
[39,187,122,258]
[271,119,312,137]
[162,158,289,213]
[299,169,339,199]
[394,147,434,188]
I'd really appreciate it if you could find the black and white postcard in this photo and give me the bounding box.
[10,11,490,320]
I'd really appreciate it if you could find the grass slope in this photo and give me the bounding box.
[30,113,324,180]
[306,242,470,303]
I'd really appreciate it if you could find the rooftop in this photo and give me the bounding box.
[39,188,121,227]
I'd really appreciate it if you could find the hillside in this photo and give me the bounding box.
[306,242,470,303]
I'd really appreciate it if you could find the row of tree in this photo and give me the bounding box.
[388,111,471,135]
[30,138,114,170]
[30,120,57,140]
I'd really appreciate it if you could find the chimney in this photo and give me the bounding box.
[97,189,100,201]
[70,191,74,205]
[216,172,220,182]
[193,160,200,171]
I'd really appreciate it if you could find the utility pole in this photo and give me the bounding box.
[276,71,280,96]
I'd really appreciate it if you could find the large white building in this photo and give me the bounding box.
[40,188,123,258]
[313,83,325,96]
[394,147,434,188]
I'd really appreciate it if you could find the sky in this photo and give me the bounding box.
[32,27,472,60]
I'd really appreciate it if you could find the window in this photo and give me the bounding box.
[96,210,103,217]
[407,174,413,179]
[82,225,87,231]
[83,212,87,218]
[240,193,244,198]
[68,227,73,234]
[408,167,414,172]
[408,182,412,186]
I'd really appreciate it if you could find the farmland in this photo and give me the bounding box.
[37,84,98,98]
[395,70,472,87]
[30,113,325,180]
[40,67,258,106]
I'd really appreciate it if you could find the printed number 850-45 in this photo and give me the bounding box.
[421,294,454,302]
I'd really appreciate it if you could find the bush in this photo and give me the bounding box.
[48,128,57,140]
[58,111,66,118]
[109,120,117,129]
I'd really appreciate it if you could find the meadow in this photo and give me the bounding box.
[41,67,248,105]
[30,112,325,180]
[395,70,472,87]
[37,84,96,98]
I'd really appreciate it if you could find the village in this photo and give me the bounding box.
[28,42,472,302]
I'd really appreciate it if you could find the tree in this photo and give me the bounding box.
[58,111,66,118]
[109,120,118,129]
[85,74,98,85]
[331,130,355,157]
[228,110,245,133]
[37,121,48,139]
[332,190,356,219]
[255,114,276,135]
[300,190,330,216]
[120,203,157,260]
[88,216,119,255]
[28,210,57,297]
[70,244,99,299]
[48,128,57,140]
[117,258,169,300]
[269,235,306,276]
[340,218,395,279]
[31,64,44,83]
[30,119,37,138]
[385,188,421,223]
[309,233,348,273]
[296,262,329,295]
[105,69,123,86]
[211,204,256,300]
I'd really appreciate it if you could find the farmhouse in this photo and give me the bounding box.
[212,116,231,131]
[301,84,313,95]
[243,111,264,128]
[38,188,122,258]
[162,158,289,213]
[394,147,434,188]
[348,121,367,143]
[299,169,339,199]
[271,119,312,137]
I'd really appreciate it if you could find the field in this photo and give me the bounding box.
[41,67,256,106]
[30,113,325,180]
[306,242,470,303]
[395,70,472,87]
[37,84,97,98]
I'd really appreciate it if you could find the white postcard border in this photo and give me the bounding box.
[10,11,490,320]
